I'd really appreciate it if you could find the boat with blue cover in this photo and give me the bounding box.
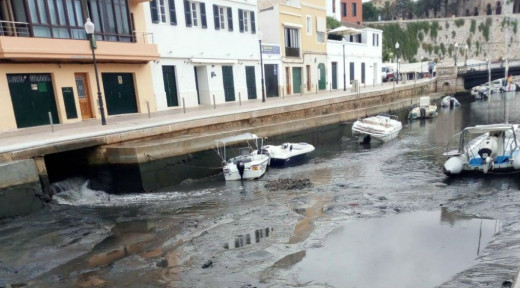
[443,124,520,176]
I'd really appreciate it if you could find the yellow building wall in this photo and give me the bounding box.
[301,1,327,54]
[0,63,156,132]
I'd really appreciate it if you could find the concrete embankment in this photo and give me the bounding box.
[0,159,43,218]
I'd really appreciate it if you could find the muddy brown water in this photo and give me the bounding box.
[2,93,520,288]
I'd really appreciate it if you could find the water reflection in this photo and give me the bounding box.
[290,210,496,288]
[224,227,272,249]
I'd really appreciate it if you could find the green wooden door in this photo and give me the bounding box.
[292,67,302,94]
[245,66,257,99]
[7,73,59,128]
[331,62,338,89]
[162,66,179,107]
[318,63,326,90]
[222,66,235,102]
[102,73,138,115]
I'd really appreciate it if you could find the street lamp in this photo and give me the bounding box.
[454,42,459,67]
[464,44,468,66]
[395,42,400,84]
[343,39,346,91]
[420,55,423,79]
[258,31,266,102]
[84,18,106,126]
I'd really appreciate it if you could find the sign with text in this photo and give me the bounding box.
[261,45,280,55]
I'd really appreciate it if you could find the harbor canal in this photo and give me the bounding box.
[2,93,520,287]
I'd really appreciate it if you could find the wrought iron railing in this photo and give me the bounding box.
[285,47,300,57]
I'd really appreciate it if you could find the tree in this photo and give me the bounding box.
[326,16,341,30]
[382,1,394,20]
[363,2,380,22]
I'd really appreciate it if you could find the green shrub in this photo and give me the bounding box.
[454,19,465,27]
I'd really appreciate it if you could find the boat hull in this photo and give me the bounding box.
[223,155,269,181]
[351,115,402,143]
[262,143,315,166]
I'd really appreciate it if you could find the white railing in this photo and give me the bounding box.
[0,20,30,37]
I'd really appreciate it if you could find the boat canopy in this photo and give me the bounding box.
[419,96,430,106]
[463,124,516,134]
[215,133,259,145]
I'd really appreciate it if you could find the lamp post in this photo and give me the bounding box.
[395,42,399,84]
[464,44,468,66]
[420,55,423,79]
[84,18,106,126]
[258,31,266,102]
[454,42,459,68]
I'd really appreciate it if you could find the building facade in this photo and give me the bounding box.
[0,0,159,131]
[144,0,262,110]
[327,28,382,90]
[259,0,328,97]
[328,0,362,25]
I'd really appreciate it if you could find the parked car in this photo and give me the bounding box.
[382,66,395,82]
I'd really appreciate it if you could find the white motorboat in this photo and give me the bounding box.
[443,124,520,176]
[352,114,402,144]
[408,96,438,119]
[261,142,315,166]
[440,96,461,108]
[213,133,270,181]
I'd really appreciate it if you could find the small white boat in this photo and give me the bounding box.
[440,96,461,108]
[443,124,520,176]
[261,142,315,166]
[213,133,270,181]
[352,114,402,144]
[408,96,438,119]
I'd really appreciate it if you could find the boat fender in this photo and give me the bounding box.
[443,156,464,175]
[513,152,520,169]
[363,134,371,144]
[237,161,245,180]
[290,145,293,151]
[420,107,426,118]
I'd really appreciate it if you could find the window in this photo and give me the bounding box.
[184,1,207,28]
[352,3,357,17]
[317,32,325,43]
[238,9,256,34]
[213,5,230,31]
[372,33,379,46]
[16,0,132,41]
[306,16,312,35]
[341,2,346,17]
[284,27,300,57]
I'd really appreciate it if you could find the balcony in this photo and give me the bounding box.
[285,47,300,58]
[0,20,159,63]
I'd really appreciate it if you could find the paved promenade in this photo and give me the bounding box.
[0,78,434,156]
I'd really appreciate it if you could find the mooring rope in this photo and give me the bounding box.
[144,153,223,170]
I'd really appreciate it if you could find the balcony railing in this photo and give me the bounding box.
[0,20,30,37]
[0,20,154,44]
[285,47,300,57]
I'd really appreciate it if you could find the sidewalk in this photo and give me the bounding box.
[0,78,434,156]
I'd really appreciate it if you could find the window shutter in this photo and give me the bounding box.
[238,9,244,32]
[150,0,159,23]
[250,11,255,34]
[213,5,220,30]
[169,0,177,25]
[200,2,207,28]
[183,0,192,27]
[227,7,233,31]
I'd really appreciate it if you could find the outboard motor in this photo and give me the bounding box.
[450,98,455,108]
[420,107,426,118]
[237,161,245,180]
[363,135,371,144]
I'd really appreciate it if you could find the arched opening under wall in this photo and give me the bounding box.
[466,9,470,16]
[474,7,479,16]
[487,3,492,15]
[443,82,451,94]
[496,1,502,15]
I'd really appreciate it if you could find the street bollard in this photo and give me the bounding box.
[182,97,186,114]
[48,112,54,133]
[316,85,318,95]
[301,85,303,96]
[213,95,216,109]
[146,101,151,119]
[239,92,242,106]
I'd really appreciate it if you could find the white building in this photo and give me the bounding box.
[144,0,262,110]
[327,28,383,90]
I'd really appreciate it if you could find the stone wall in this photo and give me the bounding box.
[370,14,520,65]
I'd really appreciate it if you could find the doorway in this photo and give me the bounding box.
[75,73,93,119]
[286,67,291,95]
[222,66,236,102]
[264,64,279,97]
[292,67,302,94]
[7,73,59,128]
[331,62,337,89]
[162,66,179,107]
[245,66,257,99]
[306,65,311,91]
[318,63,326,90]
[101,73,138,115]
